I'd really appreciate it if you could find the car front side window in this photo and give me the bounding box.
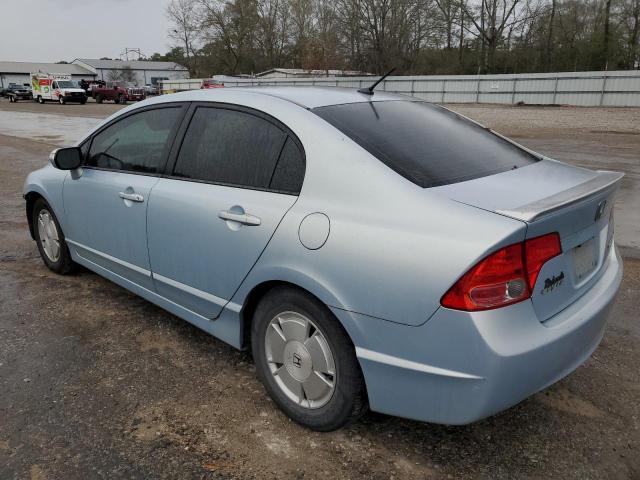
[86,107,182,174]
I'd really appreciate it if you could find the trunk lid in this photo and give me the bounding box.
[433,159,623,322]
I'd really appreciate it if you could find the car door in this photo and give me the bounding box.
[147,104,306,318]
[63,104,186,289]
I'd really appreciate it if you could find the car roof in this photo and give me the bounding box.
[158,86,411,110]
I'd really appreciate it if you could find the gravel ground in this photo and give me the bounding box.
[446,103,640,135]
[0,99,639,479]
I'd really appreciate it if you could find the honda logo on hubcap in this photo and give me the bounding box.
[292,353,302,368]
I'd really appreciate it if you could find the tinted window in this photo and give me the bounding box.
[269,138,305,194]
[79,138,90,159]
[314,101,538,188]
[173,107,286,189]
[87,107,182,174]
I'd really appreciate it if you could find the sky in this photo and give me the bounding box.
[0,0,173,63]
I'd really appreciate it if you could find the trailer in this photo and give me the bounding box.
[159,79,202,94]
[159,78,224,95]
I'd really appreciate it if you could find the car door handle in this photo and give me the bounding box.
[218,210,261,226]
[118,192,144,202]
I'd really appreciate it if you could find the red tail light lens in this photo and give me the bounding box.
[524,233,562,290]
[441,233,561,311]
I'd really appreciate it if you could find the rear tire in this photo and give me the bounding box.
[37,96,44,104]
[95,94,103,104]
[251,286,368,431]
[9,96,14,103]
[32,198,76,275]
[59,96,66,105]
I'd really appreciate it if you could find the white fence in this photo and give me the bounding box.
[221,70,640,107]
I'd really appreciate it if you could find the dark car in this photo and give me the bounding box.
[1,83,20,97]
[6,84,33,102]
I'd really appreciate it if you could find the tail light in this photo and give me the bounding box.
[441,233,561,311]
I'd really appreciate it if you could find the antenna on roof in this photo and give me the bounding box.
[357,67,396,95]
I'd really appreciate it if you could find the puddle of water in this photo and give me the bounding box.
[0,111,100,146]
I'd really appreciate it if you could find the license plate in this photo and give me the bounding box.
[572,238,597,281]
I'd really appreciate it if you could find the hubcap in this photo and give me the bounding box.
[265,312,336,409]
[37,209,61,262]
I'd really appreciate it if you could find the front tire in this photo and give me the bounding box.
[33,198,75,275]
[251,287,367,431]
[95,94,103,104]
[59,96,66,105]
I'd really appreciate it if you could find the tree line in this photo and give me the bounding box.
[157,0,640,77]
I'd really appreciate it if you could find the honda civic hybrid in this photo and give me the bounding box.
[24,86,623,431]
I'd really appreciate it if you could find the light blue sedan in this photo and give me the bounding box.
[24,87,623,431]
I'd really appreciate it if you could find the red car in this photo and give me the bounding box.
[201,79,224,89]
[92,83,146,104]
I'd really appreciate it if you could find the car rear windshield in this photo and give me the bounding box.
[313,101,538,188]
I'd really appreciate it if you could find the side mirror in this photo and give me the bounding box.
[50,147,82,170]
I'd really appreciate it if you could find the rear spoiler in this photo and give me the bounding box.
[496,170,624,222]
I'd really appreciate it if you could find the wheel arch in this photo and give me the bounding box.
[25,191,46,240]
[24,188,64,240]
[238,278,352,351]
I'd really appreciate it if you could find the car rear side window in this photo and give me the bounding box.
[173,107,287,190]
[87,107,182,174]
[269,137,305,194]
[313,101,538,188]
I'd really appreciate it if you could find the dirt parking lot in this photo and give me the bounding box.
[0,98,639,479]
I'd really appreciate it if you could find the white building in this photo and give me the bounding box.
[0,61,95,88]
[72,58,189,86]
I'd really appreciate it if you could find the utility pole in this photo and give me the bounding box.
[120,48,144,61]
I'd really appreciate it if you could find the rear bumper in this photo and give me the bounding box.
[332,245,622,425]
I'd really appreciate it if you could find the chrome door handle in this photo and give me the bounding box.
[118,192,144,202]
[218,210,261,226]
